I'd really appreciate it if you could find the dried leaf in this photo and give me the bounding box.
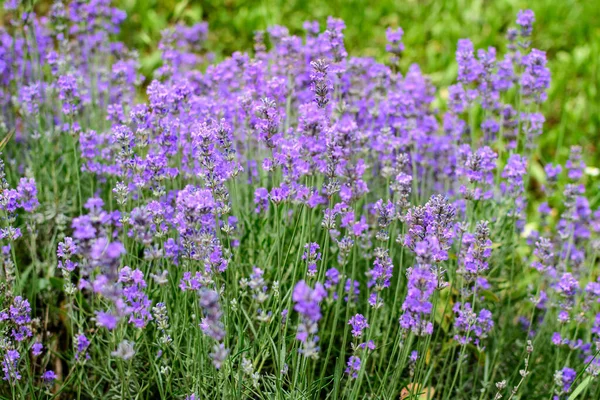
[400,383,435,399]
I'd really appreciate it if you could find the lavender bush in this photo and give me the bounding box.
[0,1,599,399]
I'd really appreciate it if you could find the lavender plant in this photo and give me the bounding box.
[0,1,598,399]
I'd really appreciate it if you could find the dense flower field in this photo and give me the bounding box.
[0,1,599,399]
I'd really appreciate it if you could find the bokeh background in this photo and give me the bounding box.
[19,0,600,164]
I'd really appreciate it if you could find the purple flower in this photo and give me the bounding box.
[554,367,576,394]
[531,237,555,276]
[119,267,153,328]
[0,189,20,214]
[90,239,125,262]
[255,98,280,148]
[452,303,494,348]
[293,280,327,322]
[324,268,340,291]
[293,280,326,358]
[302,242,321,276]
[345,356,361,379]
[344,278,360,303]
[325,16,347,66]
[42,370,57,383]
[16,178,39,212]
[3,0,19,11]
[2,350,20,383]
[210,343,229,370]
[501,154,527,226]
[198,289,226,342]
[399,264,436,336]
[410,350,419,363]
[555,273,579,324]
[32,342,43,356]
[9,296,31,325]
[57,237,77,259]
[57,74,80,116]
[565,146,585,181]
[516,10,535,37]
[386,27,404,62]
[367,250,394,307]
[457,145,497,200]
[521,49,550,103]
[348,314,369,338]
[448,84,468,114]
[556,273,579,298]
[502,154,527,184]
[359,340,376,351]
[552,332,564,346]
[96,311,119,330]
[254,188,270,213]
[458,221,492,281]
[180,271,204,292]
[545,163,562,181]
[456,39,482,84]
[310,59,330,108]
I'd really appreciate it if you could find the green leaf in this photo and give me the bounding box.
[173,0,189,19]
[568,376,592,400]
[479,290,500,303]
[49,277,64,290]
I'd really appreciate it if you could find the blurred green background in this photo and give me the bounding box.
[117,0,598,164]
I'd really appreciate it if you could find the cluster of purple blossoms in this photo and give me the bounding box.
[521,49,551,103]
[293,280,326,359]
[399,263,436,336]
[57,75,81,116]
[0,171,39,252]
[452,303,494,349]
[501,154,528,228]
[41,370,57,383]
[0,294,38,384]
[119,267,153,329]
[345,355,361,379]
[456,145,497,201]
[302,242,322,276]
[374,199,396,241]
[385,27,404,66]
[456,39,482,85]
[2,350,21,383]
[74,333,90,362]
[366,250,394,308]
[348,314,369,338]
[324,267,340,292]
[57,237,78,274]
[566,146,585,181]
[243,267,270,304]
[254,188,270,213]
[397,196,458,337]
[344,278,361,303]
[310,59,330,108]
[199,289,229,369]
[553,367,576,399]
[402,195,456,261]
[385,27,404,55]
[345,314,375,379]
[531,237,556,277]
[5,296,33,343]
[458,221,492,284]
[516,9,535,37]
[555,273,579,324]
